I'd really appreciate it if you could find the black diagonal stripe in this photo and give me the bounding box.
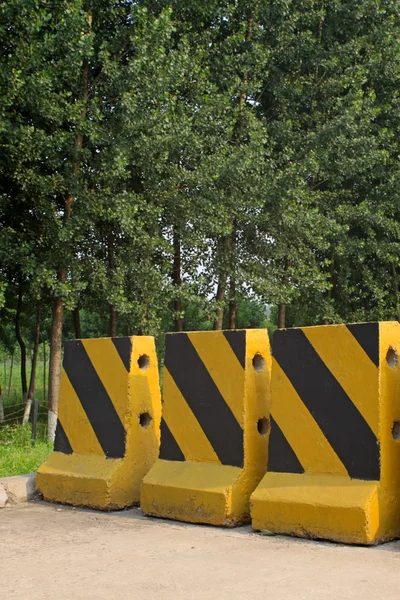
[112,337,132,371]
[346,323,379,367]
[164,333,244,467]
[54,420,73,455]
[63,340,126,458]
[159,418,185,461]
[268,416,304,474]
[223,330,246,368]
[273,329,380,480]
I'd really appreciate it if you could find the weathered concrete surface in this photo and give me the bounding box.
[142,329,271,526]
[1,502,400,600]
[0,473,36,506]
[37,336,161,510]
[252,322,400,545]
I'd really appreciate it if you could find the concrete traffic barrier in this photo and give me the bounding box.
[251,322,400,545]
[36,336,161,510]
[141,329,271,526]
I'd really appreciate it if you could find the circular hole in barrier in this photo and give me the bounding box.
[139,412,152,428]
[253,353,265,372]
[386,347,398,369]
[138,354,150,370]
[392,421,400,441]
[257,417,270,436]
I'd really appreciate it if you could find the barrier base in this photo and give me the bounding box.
[250,473,382,545]
[141,460,255,526]
[36,452,136,510]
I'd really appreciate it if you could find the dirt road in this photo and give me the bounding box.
[1,502,399,599]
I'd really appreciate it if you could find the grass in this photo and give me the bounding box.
[1,354,48,404]
[1,354,52,477]
[0,422,52,477]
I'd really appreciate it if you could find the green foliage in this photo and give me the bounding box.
[0,423,52,477]
[1,0,400,408]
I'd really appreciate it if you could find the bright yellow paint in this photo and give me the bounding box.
[271,359,347,475]
[36,336,161,510]
[57,371,103,456]
[187,331,245,427]
[251,473,379,545]
[304,325,379,436]
[107,336,162,508]
[82,338,129,424]
[375,322,400,541]
[242,329,272,476]
[162,368,220,464]
[250,321,400,545]
[141,329,271,526]
[141,460,242,526]
[36,452,119,510]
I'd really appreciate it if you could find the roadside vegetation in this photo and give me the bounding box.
[0,359,51,477]
[1,1,400,472]
[0,423,52,478]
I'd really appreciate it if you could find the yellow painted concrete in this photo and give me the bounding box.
[36,336,161,510]
[57,371,103,455]
[83,338,129,424]
[250,322,400,545]
[141,329,271,526]
[188,331,245,426]
[304,326,379,436]
[162,369,220,464]
[271,360,347,475]
[375,322,400,541]
[251,473,379,545]
[35,453,119,510]
[141,460,243,526]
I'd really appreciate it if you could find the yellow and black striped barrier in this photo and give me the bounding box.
[36,336,161,510]
[140,329,271,526]
[251,322,400,545]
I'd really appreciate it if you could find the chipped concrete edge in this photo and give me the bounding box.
[0,472,37,508]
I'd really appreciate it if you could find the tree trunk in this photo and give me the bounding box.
[323,253,334,325]
[109,305,117,338]
[23,302,41,426]
[392,263,399,321]
[228,228,237,330]
[278,258,289,329]
[48,269,66,441]
[228,299,236,330]
[15,280,28,402]
[228,278,236,330]
[3,354,6,392]
[0,385,4,424]
[23,400,32,428]
[73,307,82,339]
[278,303,286,329]
[46,48,90,441]
[213,234,233,331]
[107,228,117,337]
[7,350,14,395]
[43,341,46,402]
[172,229,183,332]
[213,279,227,330]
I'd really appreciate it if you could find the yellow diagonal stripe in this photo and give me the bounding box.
[304,326,379,437]
[58,371,103,455]
[82,338,128,424]
[187,331,245,427]
[272,359,348,475]
[163,368,220,464]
